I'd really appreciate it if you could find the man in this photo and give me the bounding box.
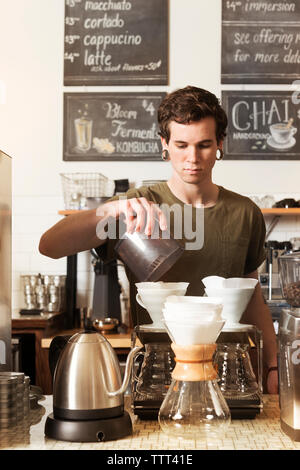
[39,86,278,393]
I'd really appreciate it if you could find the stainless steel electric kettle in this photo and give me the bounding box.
[45,330,142,442]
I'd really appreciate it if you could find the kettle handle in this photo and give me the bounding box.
[107,345,143,398]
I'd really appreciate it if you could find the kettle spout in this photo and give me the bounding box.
[107,346,143,397]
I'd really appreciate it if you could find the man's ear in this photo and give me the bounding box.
[161,136,168,149]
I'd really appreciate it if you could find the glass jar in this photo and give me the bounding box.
[278,252,300,307]
[214,343,259,398]
[133,342,175,401]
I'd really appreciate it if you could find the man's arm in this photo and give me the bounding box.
[39,197,168,259]
[241,270,278,394]
[39,208,108,259]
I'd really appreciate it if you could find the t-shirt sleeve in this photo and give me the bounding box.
[244,205,266,275]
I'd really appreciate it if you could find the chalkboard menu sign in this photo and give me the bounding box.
[63,92,165,161]
[64,0,168,85]
[222,90,300,160]
[222,0,300,84]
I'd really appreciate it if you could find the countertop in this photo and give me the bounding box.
[1,395,300,450]
[12,311,62,328]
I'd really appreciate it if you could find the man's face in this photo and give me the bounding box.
[162,117,222,185]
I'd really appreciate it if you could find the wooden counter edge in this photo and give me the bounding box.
[41,332,141,349]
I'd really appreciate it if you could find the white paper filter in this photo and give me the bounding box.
[163,296,225,345]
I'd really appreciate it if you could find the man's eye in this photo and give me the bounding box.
[176,144,186,149]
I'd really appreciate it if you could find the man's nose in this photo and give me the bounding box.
[186,146,199,162]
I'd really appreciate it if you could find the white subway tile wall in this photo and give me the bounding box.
[12,194,300,313]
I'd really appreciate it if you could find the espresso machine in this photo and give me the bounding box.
[278,251,300,440]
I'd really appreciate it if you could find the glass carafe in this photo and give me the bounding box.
[158,343,230,439]
[133,342,175,401]
[214,342,259,398]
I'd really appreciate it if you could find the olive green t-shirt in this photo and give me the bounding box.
[96,183,266,326]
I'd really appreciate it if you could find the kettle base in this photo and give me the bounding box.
[45,411,132,442]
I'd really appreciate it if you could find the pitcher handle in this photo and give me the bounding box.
[132,351,145,382]
[136,293,147,309]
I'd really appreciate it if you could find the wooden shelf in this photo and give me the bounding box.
[261,208,300,215]
[58,210,84,215]
[59,208,300,216]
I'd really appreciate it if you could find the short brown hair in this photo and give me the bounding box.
[158,86,227,144]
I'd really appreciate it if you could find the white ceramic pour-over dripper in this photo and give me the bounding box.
[202,276,258,327]
[135,282,189,328]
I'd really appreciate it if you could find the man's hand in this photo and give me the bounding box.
[100,197,168,235]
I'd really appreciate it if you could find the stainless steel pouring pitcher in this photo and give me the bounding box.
[52,331,142,420]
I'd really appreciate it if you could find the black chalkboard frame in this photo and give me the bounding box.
[222,90,300,160]
[221,0,300,84]
[63,92,166,161]
[64,0,169,86]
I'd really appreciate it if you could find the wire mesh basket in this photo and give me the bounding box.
[60,173,115,210]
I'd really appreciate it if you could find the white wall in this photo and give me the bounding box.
[0,0,299,312]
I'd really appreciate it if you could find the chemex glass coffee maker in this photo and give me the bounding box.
[131,282,189,419]
[202,276,263,419]
[158,296,230,439]
[278,252,300,440]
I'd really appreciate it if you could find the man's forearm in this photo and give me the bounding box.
[39,208,108,259]
[241,283,278,368]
